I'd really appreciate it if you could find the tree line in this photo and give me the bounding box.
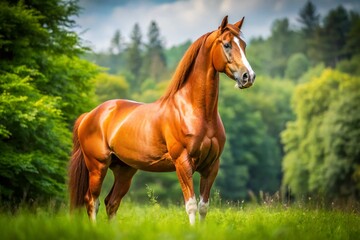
[0,0,359,207]
[247,1,360,79]
[84,20,172,93]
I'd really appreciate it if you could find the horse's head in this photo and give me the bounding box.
[211,16,256,89]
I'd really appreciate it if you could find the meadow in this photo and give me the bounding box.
[1,200,359,240]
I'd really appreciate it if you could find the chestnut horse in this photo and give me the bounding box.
[69,16,255,225]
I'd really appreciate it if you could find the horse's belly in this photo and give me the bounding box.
[138,157,176,172]
[111,132,174,172]
[114,149,175,172]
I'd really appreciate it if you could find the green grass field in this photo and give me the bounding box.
[1,201,359,240]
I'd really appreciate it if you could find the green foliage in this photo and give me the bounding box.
[131,79,168,102]
[298,63,325,83]
[268,19,304,77]
[0,66,70,202]
[246,37,272,77]
[285,53,310,81]
[247,18,304,78]
[217,81,266,200]
[94,73,129,103]
[0,0,82,66]
[336,54,360,76]
[37,55,98,124]
[82,51,126,75]
[282,69,360,200]
[0,1,47,66]
[165,40,191,71]
[216,76,294,200]
[0,0,98,205]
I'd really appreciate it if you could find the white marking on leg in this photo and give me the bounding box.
[185,196,197,225]
[234,37,255,79]
[198,197,209,222]
[90,198,100,222]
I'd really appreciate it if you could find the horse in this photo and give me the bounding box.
[68,15,255,225]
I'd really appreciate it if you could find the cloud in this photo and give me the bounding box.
[75,0,360,52]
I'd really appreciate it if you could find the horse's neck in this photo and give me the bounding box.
[179,49,219,120]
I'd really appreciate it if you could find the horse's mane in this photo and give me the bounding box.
[160,32,212,102]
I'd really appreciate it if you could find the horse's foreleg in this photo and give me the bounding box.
[105,163,137,219]
[198,159,219,222]
[175,151,197,225]
[84,157,108,222]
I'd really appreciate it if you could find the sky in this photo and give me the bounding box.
[75,0,360,52]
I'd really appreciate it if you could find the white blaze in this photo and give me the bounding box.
[234,37,255,79]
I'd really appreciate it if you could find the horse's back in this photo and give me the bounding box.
[77,99,143,160]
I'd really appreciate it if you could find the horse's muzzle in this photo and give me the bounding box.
[236,71,256,89]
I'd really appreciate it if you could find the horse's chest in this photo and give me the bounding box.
[193,136,220,170]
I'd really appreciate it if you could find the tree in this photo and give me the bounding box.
[0,0,98,205]
[297,1,320,65]
[0,67,70,203]
[94,73,129,103]
[109,30,123,55]
[321,6,351,66]
[246,37,273,77]
[298,1,320,37]
[345,11,360,57]
[216,79,264,200]
[282,69,360,201]
[125,23,143,90]
[216,76,294,200]
[142,21,167,82]
[165,40,191,72]
[260,18,303,77]
[131,79,168,103]
[336,54,360,76]
[285,53,310,81]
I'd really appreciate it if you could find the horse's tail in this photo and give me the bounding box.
[68,113,88,211]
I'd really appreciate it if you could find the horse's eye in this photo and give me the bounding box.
[224,42,231,49]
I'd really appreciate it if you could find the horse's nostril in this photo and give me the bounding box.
[242,72,249,81]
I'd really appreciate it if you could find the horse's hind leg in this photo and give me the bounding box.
[84,156,108,222]
[105,159,137,219]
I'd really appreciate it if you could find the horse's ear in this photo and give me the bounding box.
[234,17,245,30]
[219,15,228,32]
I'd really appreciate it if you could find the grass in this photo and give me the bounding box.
[0,201,359,240]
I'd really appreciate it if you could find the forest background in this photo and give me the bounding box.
[0,0,359,208]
